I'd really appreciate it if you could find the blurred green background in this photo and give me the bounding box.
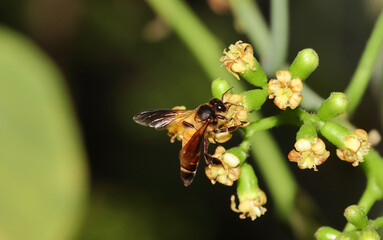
[0,0,382,239]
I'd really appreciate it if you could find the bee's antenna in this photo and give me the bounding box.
[221,87,234,101]
[226,102,244,108]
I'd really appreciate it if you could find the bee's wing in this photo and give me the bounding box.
[179,122,209,186]
[133,109,194,130]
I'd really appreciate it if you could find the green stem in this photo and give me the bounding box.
[345,10,383,115]
[294,108,323,128]
[263,0,289,74]
[228,0,270,58]
[357,182,378,214]
[343,148,383,231]
[145,0,243,91]
[370,216,383,229]
[238,111,300,221]
[240,112,293,152]
[250,131,297,220]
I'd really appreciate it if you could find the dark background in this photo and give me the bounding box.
[1,0,383,239]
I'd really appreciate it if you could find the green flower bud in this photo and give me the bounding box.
[296,123,318,141]
[241,58,268,88]
[359,227,380,240]
[289,48,319,81]
[317,92,349,121]
[320,121,352,148]
[337,231,359,240]
[344,205,368,229]
[240,89,268,111]
[211,78,232,99]
[314,226,341,240]
[231,163,267,220]
[226,147,247,164]
[237,163,259,200]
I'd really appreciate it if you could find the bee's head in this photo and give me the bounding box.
[209,98,227,112]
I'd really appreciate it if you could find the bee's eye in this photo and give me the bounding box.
[209,98,227,112]
[216,104,225,111]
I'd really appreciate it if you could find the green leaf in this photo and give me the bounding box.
[0,26,87,240]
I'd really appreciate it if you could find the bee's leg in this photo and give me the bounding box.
[213,120,250,133]
[203,138,222,166]
[216,114,228,120]
[182,121,196,129]
[217,115,237,124]
[213,125,240,133]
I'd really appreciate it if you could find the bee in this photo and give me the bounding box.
[133,90,247,186]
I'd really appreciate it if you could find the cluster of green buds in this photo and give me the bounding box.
[213,40,374,221]
[315,205,381,240]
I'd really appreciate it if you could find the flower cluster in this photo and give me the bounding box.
[336,129,371,166]
[220,40,256,80]
[288,138,330,171]
[205,146,241,186]
[230,188,267,220]
[268,70,303,110]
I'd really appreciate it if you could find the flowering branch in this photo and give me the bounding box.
[145,1,383,238]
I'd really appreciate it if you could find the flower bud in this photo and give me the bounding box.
[211,78,232,99]
[337,231,359,240]
[241,58,268,88]
[314,226,341,240]
[320,121,352,148]
[296,123,317,141]
[240,89,268,111]
[317,92,349,121]
[268,70,303,110]
[359,227,380,240]
[344,205,368,230]
[289,48,319,81]
[231,163,267,220]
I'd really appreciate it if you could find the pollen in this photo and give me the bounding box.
[288,138,330,171]
[336,129,371,166]
[268,70,303,110]
[220,40,256,80]
[205,146,241,186]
